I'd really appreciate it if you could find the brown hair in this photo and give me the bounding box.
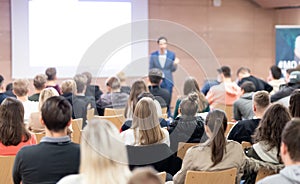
[205,110,227,167]
[74,74,87,93]
[82,71,92,85]
[106,76,120,90]
[128,167,163,184]
[253,91,270,110]
[281,118,300,162]
[61,80,77,94]
[13,79,30,97]
[33,74,47,90]
[45,67,57,80]
[253,103,291,161]
[179,92,198,117]
[0,98,31,146]
[289,89,300,118]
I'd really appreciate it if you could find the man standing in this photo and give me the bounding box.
[13,96,80,184]
[149,36,179,98]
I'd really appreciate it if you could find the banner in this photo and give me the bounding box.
[276,25,300,76]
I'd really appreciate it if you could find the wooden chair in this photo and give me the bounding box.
[214,104,234,121]
[185,168,237,184]
[0,156,15,184]
[157,171,167,182]
[34,132,45,143]
[87,108,95,122]
[255,167,276,183]
[241,141,252,149]
[94,115,125,130]
[104,108,125,116]
[225,122,235,137]
[177,142,198,160]
[71,118,83,144]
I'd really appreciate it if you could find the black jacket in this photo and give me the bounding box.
[238,76,273,93]
[271,83,300,102]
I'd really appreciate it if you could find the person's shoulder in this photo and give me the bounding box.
[150,50,159,56]
[256,173,282,184]
[57,174,82,184]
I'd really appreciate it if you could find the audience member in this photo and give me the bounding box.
[45,67,61,94]
[206,66,241,108]
[13,96,80,184]
[0,98,36,155]
[117,71,131,95]
[4,82,16,98]
[271,71,300,102]
[121,97,170,146]
[173,77,209,119]
[28,87,59,132]
[28,74,47,102]
[58,119,131,184]
[237,67,273,93]
[13,79,38,122]
[257,119,300,184]
[233,81,256,121]
[289,89,300,118]
[168,92,206,152]
[97,76,129,115]
[173,110,245,184]
[228,91,270,143]
[61,79,76,106]
[201,78,220,96]
[0,74,7,104]
[267,65,285,95]
[82,71,103,101]
[128,167,163,184]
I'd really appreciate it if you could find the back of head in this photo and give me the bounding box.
[33,74,47,90]
[237,67,250,78]
[148,68,163,84]
[117,71,127,83]
[205,110,227,167]
[81,72,92,85]
[270,65,282,80]
[128,167,163,184]
[41,96,72,132]
[241,81,256,93]
[183,77,200,95]
[180,92,199,117]
[45,67,57,80]
[253,103,291,160]
[253,91,270,112]
[0,97,29,146]
[0,74,4,87]
[13,79,30,97]
[126,80,148,117]
[281,118,300,162]
[106,76,121,90]
[61,80,77,94]
[39,88,59,110]
[289,89,300,118]
[218,66,231,78]
[80,119,130,183]
[73,74,87,94]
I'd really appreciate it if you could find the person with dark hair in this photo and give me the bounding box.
[257,118,300,184]
[96,76,129,115]
[28,74,47,102]
[149,36,179,102]
[13,96,80,184]
[206,66,241,108]
[289,89,300,118]
[4,82,16,98]
[237,67,273,93]
[233,81,256,120]
[173,110,245,184]
[0,74,8,104]
[268,65,285,95]
[168,92,206,152]
[82,71,103,101]
[0,98,36,155]
[45,67,61,95]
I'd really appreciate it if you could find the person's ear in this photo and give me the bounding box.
[67,120,72,127]
[253,103,257,113]
[280,142,288,163]
[40,116,45,126]
[178,108,181,114]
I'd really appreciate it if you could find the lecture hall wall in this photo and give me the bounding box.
[1,0,300,95]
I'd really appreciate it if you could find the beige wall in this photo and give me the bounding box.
[1,0,300,95]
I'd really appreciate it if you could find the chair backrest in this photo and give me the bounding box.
[104,108,125,116]
[241,141,252,150]
[255,167,276,183]
[225,122,235,137]
[0,156,16,184]
[94,115,125,130]
[34,132,46,143]
[177,142,198,160]
[71,118,83,144]
[185,168,237,184]
[214,104,234,121]
[86,108,95,122]
[157,171,167,182]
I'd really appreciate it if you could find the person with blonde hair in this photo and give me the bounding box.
[121,97,170,146]
[117,71,131,94]
[58,119,131,184]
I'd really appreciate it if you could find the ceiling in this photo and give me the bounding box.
[251,0,300,9]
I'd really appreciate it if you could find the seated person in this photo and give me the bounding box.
[289,89,300,118]
[0,98,36,155]
[117,71,131,95]
[228,91,270,144]
[257,119,300,184]
[13,96,80,184]
[82,71,103,101]
[173,110,245,184]
[58,119,131,184]
[267,65,285,95]
[61,79,76,106]
[28,74,47,102]
[4,83,16,98]
[0,74,8,104]
[45,67,61,94]
[168,92,206,152]
[97,76,129,116]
